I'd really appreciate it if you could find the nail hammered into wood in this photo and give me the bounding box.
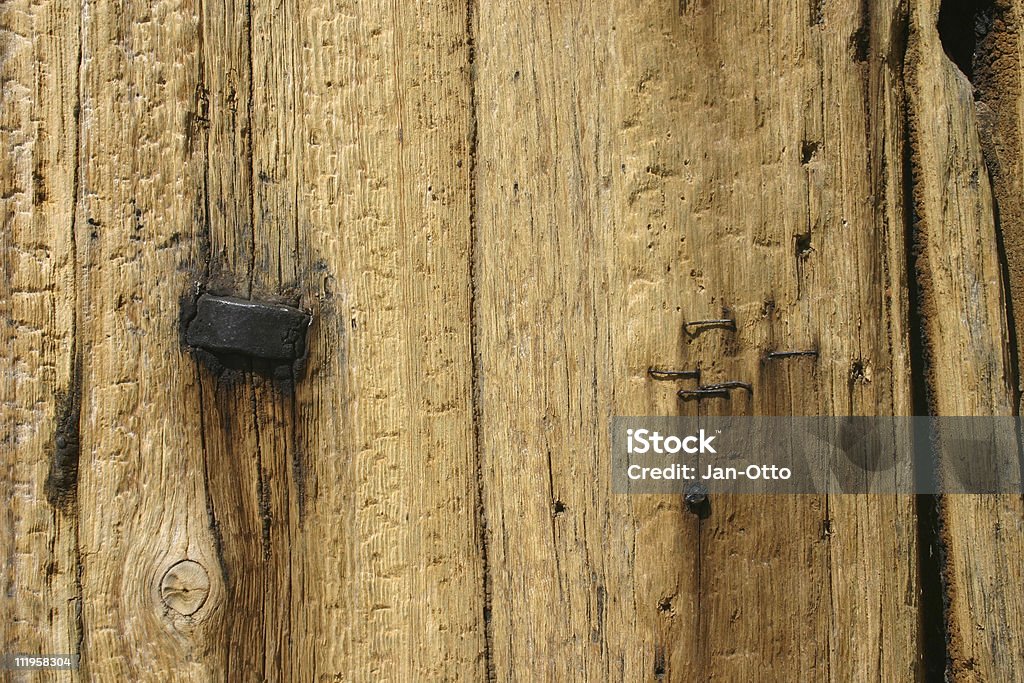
[684,482,708,507]
[678,388,730,401]
[701,381,753,393]
[766,350,819,360]
[678,381,752,401]
[684,482,709,516]
[684,318,736,334]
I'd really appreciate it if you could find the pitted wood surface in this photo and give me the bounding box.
[2,0,1023,680]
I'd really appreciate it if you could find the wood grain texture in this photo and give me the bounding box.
[285,0,486,679]
[3,0,486,680]
[908,0,1024,679]
[3,0,1024,680]
[474,0,917,680]
[196,0,487,679]
[69,0,222,679]
[1,0,83,679]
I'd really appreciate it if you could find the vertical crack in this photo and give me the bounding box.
[903,14,950,678]
[906,152,950,680]
[66,2,88,674]
[197,384,229,585]
[197,0,213,282]
[465,0,495,680]
[245,0,256,298]
[46,361,81,510]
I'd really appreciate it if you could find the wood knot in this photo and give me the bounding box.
[160,560,210,616]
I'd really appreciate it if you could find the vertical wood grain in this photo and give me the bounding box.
[1,0,83,678]
[68,0,226,679]
[287,0,487,679]
[474,0,918,679]
[908,0,1024,679]
[195,0,488,678]
[6,0,1024,679]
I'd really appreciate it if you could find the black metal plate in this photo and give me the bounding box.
[186,294,310,361]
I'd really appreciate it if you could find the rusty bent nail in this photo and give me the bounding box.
[648,367,701,381]
[677,388,730,401]
[766,350,819,360]
[677,381,753,401]
[700,381,753,393]
[683,318,736,333]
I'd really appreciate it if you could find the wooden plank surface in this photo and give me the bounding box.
[285,1,486,679]
[67,1,218,678]
[1,0,83,678]
[3,0,1024,680]
[3,0,486,680]
[908,0,1024,679]
[473,0,918,679]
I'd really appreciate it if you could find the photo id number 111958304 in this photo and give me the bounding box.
[1,654,79,670]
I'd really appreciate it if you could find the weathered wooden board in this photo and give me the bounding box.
[473,0,917,679]
[908,0,1024,679]
[6,0,487,680]
[282,1,486,679]
[1,0,83,679]
[2,0,1024,680]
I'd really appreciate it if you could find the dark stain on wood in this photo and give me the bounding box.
[45,359,82,510]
